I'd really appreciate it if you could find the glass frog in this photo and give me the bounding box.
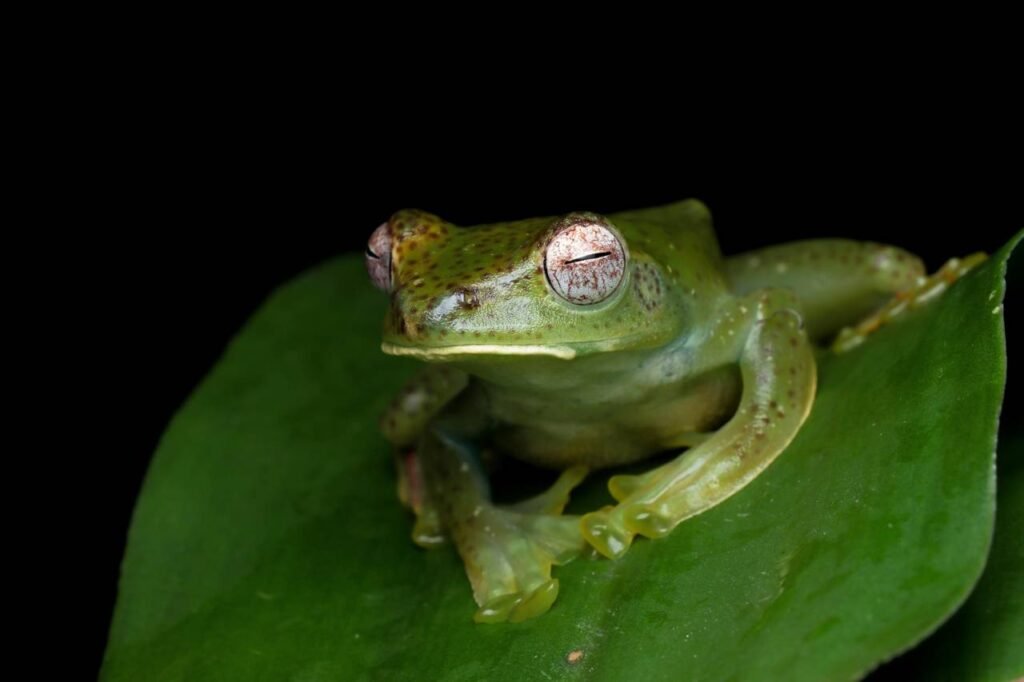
[365,200,983,623]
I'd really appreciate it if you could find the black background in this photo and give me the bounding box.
[85,87,1021,676]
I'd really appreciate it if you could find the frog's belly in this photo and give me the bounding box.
[487,366,741,470]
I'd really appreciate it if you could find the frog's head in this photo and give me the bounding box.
[366,208,693,361]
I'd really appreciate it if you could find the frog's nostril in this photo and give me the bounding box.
[455,287,481,310]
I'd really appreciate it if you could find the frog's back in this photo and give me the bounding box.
[610,199,730,304]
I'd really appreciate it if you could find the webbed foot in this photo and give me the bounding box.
[467,508,585,623]
[418,432,589,622]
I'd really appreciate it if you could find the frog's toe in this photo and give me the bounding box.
[580,507,635,559]
[608,472,645,502]
[410,509,446,548]
[620,502,674,539]
[474,579,560,624]
[509,578,560,622]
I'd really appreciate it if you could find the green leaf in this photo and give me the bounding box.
[868,245,1024,682]
[102,234,1018,682]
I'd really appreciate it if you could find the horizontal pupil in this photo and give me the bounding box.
[565,251,611,264]
[366,247,380,259]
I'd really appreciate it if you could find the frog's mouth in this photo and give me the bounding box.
[380,341,578,361]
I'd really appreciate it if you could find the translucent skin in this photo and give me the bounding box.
[373,199,943,623]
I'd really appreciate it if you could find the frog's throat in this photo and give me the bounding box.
[380,342,577,360]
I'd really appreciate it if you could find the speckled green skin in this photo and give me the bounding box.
[381,203,717,357]
[376,199,926,622]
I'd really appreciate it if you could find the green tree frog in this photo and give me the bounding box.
[365,200,982,623]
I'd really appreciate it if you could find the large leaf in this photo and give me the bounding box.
[102,234,1018,681]
[868,251,1024,682]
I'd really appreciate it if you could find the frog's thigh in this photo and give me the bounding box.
[581,294,817,559]
[725,239,925,341]
[417,427,588,623]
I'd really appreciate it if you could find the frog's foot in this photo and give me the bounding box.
[833,252,987,353]
[466,467,589,623]
[417,430,590,622]
[467,508,587,623]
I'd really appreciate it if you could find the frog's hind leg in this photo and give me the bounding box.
[831,252,986,352]
[725,239,987,350]
[417,428,589,623]
[726,239,927,342]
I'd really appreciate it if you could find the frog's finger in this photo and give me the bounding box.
[583,293,817,559]
[607,469,659,502]
[580,506,635,560]
[475,579,560,624]
[510,465,588,515]
[607,432,714,501]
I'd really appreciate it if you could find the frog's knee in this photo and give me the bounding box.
[867,244,925,294]
[767,307,805,331]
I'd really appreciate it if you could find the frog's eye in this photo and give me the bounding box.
[545,216,626,305]
[365,222,392,292]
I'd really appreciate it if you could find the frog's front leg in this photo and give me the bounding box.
[581,290,817,559]
[380,365,469,546]
[418,426,588,623]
